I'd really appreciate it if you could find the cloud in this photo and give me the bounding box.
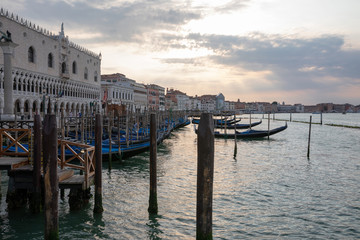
[3,0,202,44]
[213,0,250,14]
[2,0,359,104]
[156,32,360,94]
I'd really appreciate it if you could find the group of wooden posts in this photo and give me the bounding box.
[148,112,215,240]
[28,114,104,239]
[0,111,214,239]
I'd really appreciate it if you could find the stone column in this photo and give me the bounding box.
[0,41,18,121]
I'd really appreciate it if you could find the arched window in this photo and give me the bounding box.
[84,67,88,80]
[48,53,53,68]
[72,61,77,74]
[94,71,98,82]
[62,62,66,74]
[28,46,35,63]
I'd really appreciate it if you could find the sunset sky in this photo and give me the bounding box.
[2,0,360,105]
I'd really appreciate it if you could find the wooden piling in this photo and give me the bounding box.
[108,115,112,165]
[148,113,158,215]
[94,114,104,213]
[43,115,59,240]
[81,115,84,143]
[126,113,129,147]
[249,112,252,130]
[31,114,42,213]
[196,113,214,240]
[60,109,65,199]
[117,112,122,160]
[307,116,312,159]
[320,112,323,125]
[233,114,237,159]
[267,113,270,140]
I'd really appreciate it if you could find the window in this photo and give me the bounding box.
[72,61,77,74]
[48,53,53,68]
[94,71,98,82]
[61,62,66,74]
[28,46,35,63]
[84,67,88,80]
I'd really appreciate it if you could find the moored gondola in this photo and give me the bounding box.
[215,120,262,129]
[213,123,287,139]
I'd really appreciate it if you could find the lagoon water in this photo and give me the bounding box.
[1,113,359,239]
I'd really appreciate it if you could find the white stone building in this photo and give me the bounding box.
[201,100,216,112]
[0,9,101,119]
[133,82,147,113]
[101,73,135,112]
[189,97,201,111]
[176,94,190,111]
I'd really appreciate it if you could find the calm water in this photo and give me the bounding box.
[1,113,359,239]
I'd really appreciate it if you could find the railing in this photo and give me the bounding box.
[0,120,34,129]
[57,140,95,188]
[0,129,31,158]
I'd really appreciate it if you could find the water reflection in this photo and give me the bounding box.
[147,213,163,240]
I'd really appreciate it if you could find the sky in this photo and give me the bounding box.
[2,0,360,105]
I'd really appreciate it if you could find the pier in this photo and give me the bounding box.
[0,110,189,211]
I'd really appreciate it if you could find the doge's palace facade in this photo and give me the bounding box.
[0,8,101,119]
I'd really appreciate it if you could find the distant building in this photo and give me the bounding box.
[189,96,201,111]
[216,93,225,111]
[101,73,135,112]
[146,84,165,111]
[277,103,295,113]
[133,82,147,113]
[294,104,304,113]
[0,10,101,118]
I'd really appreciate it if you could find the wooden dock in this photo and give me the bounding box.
[0,125,97,212]
[0,156,29,170]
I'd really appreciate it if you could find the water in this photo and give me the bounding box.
[1,113,359,239]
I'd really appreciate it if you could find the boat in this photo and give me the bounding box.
[213,123,287,139]
[214,120,262,129]
[192,118,241,125]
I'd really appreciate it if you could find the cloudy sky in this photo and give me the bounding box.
[2,0,360,104]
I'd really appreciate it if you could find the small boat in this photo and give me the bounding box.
[215,120,262,129]
[192,118,241,125]
[213,123,287,139]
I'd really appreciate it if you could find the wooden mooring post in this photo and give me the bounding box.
[267,113,270,140]
[307,116,312,159]
[320,112,323,125]
[196,113,214,240]
[43,114,59,240]
[148,113,158,215]
[94,114,104,213]
[233,114,237,159]
[30,114,42,213]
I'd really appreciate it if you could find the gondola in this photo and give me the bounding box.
[214,120,262,129]
[213,123,287,139]
[192,118,241,125]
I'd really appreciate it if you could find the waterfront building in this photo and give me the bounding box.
[176,94,190,111]
[277,102,296,113]
[0,9,101,119]
[224,101,235,111]
[294,104,304,113]
[133,82,147,113]
[235,99,246,112]
[165,88,190,111]
[216,93,225,111]
[101,73,135,112]
[198,95,216,112]
[189,96,201,111]
[146,84,165,111]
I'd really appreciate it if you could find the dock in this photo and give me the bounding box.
[0,110,189,211]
